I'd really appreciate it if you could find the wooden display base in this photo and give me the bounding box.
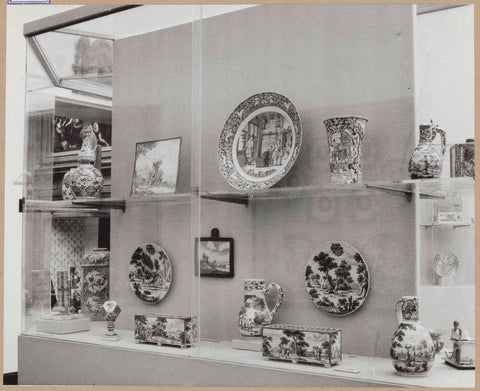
[444,357,475,369]
[232,338,262,352]
[36,317,90,335]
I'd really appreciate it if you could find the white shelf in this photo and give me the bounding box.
[21,322,474,388]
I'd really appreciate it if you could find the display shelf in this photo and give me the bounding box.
[20,194,194,216]
[420,284,475,289]
[20,178,474,214]
[20,198,126,217]
[20,322,475,388]
[201,177,475,206]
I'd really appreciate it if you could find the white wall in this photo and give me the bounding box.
[415,5,475,345]
[4,4,80,374]
[415,5,474,176]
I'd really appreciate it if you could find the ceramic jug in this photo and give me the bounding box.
[324,116,368,184]
[238,278,284,337]
[390,296,435,376]
[62,127,104,200]
[408,122,446,179]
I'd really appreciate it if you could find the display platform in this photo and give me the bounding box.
[19,323,474,387]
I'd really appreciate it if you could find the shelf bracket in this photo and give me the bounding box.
[19,197,25,213]
[365,184,413,202]
[201,194,249,207]
[192,187,249,207]
[71,199,126,212]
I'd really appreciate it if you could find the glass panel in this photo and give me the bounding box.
[18,4,475,387]
[21,5,201,372]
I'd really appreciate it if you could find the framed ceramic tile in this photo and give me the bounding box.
[130,137,182,197]
[195,229,234,278]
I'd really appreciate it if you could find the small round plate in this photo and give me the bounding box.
[129,243,172,303]
[434,251,459,278]
[305,241,370,316]
[218,92,302,190]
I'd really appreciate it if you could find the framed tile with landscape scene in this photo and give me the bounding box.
[195,229,234,278]
[130,137,182,197]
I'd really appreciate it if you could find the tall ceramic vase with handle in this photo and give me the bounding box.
[390,296,435,376]
[408,121,446,179]
[324,116,368,184]
[62,127,104,200]
[238,278,284,337]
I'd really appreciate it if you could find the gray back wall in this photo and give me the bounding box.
[111,4,416,358]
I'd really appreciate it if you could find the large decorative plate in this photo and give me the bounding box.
[129,243,172,303]
[305,241,370,316]
[434,251,459,278]
[218,92,302,190]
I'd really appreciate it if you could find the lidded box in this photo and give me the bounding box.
[262,324,341,367]
[134,314,197,348]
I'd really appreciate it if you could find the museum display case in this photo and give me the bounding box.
[17,4,475,387]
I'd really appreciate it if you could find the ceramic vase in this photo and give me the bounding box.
[390,296,435,376]
[238,278,284,337]
[62,128,103,200]
[81,248,110,320]
[408,122,446,179]
[324,116,368,184]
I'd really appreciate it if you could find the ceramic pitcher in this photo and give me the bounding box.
[408,122,446,179]
[324,116,368,184]
[390,296,435,376]
[238,278,284,337]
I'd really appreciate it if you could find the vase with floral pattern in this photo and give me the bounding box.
[238,278,284,337]
[81,248,109,320]
[408,121,446,179]
[62,127,103,200]
[390,296,435,376]
[324,116,368,184]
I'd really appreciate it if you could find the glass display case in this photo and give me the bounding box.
[17,4,475,387]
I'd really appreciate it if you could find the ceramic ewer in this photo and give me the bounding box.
[263,324,341,367]
[135,314,197,348]
[62,127,103,199]
[129,243,173,303]
[81,248,110,320]
[305,241,370,316]
[324,116,368,184]
[390,296,435,376]
[408,120,446,179]
[238,278,284,337]
[218,92,302,190]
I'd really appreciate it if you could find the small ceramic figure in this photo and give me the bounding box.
[444,321,475,369]
[102,301,121,341]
